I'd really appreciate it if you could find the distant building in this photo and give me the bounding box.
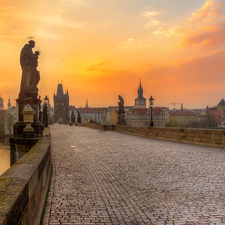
[69,105,108,124]
[41,96,54,124]
[106,112,111,124]
[206,98,225,126]
[79,107,108,123]
[0,110,6,135]
[69,105,78,123]
[216,99,225,126]
[54,83,69,124]
[126,107,169,127]
[170,110,197,127]
[5,105,18,135]
[110,109,117,125]
[126,80,169,127]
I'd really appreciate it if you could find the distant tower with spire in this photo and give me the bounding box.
[85,99,89,108]
[134,78,146,108]
[53,82,69,124]
[8,97,11,109]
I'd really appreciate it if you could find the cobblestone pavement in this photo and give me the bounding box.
[43,125,225,225]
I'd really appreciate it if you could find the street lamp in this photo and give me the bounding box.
[149,96,154,127]
[43,95,49,127]
[43,95,49,104]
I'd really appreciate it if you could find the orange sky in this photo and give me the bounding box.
[1,0,225,109]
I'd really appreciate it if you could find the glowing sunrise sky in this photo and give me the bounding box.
[1,0,225,109]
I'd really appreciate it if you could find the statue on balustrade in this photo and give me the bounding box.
[71,110,75,123]
[13,40,44,138]
[118,95,126,125]
[77,110,81,123]
[19,40,40,99]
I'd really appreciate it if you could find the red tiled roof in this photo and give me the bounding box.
[131,108,148,115]
[170,110,196,116]
[152,107,164,115]
[218,98,225,106]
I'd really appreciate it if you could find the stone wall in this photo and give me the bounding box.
[0,129,51,225]
[78,123,225,147]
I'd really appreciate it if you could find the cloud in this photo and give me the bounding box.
[188,0,225,24]
[85,58,115,73]
[125,38,135,44]
[153,0,225,50]
[0,0,84,44]
[153,27,165,35]
[141,11,161,18]
[141,10,161,27]
[0,12,83,28]
[61,0,87,5]
[37,30,63,40]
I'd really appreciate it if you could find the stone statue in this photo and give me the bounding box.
[71,110,75,123]
[118,95,126,125]
[77,110,81,123]
[118,95,125,114]
[19,40,40,99]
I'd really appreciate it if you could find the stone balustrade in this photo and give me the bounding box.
[0,128,51,225]
[80,123,225,147]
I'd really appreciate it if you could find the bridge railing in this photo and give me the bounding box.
[0,128,51,225]
[78,123,225,147]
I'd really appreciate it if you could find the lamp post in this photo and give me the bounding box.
[43,95,49,105]
[43,95,49,127]
[149,96,154,127]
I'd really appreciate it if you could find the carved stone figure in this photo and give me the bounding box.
[77,110,81,123]
[118,95,126,125]
[19,40,40,99]
[118,95,125,114]
[71,110,75,123]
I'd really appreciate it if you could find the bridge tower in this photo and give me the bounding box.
[54,83,69,124]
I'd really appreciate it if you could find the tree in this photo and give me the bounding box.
[204,113,218,127]
[165,122,172,127]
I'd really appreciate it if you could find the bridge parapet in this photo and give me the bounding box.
[79,123,225,147]
[0,128,51,225]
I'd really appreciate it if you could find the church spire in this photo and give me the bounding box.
[8,97,11,109]
[135,78,146,108]
[85,99,89,108]
[137,78,144,99]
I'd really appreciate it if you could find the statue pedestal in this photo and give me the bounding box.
[13,97,44,137]
[118,112,126,125]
